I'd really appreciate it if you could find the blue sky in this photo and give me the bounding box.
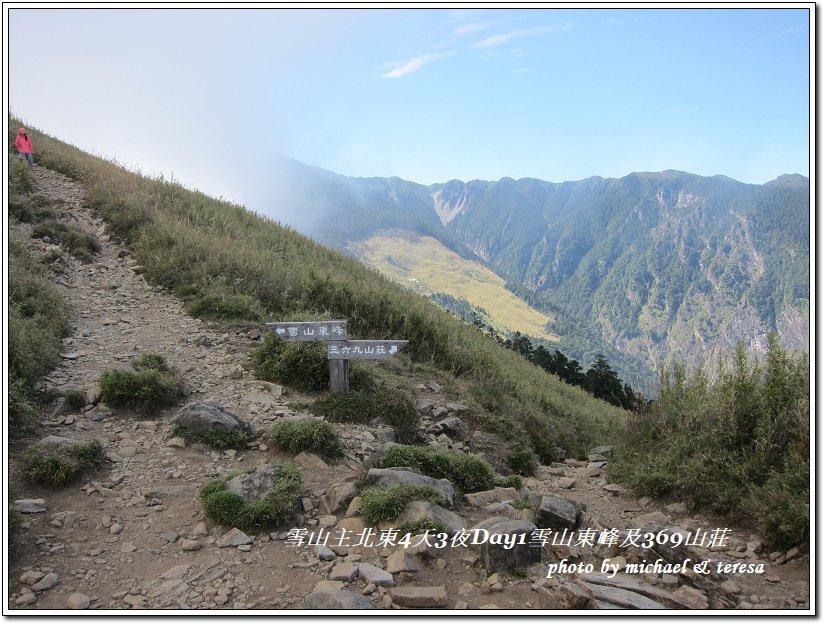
[8,7,811,210]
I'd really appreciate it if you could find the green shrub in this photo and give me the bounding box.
[610,338,809,548]
[377,445,496,493]
[254,334,328,392]
[397,519,447,536]
[506,446,538,477]
[174,425,252,450]
[359,485,443,524]
[497,475,524,490]
[22,440,104,487]
[187,292,265,322]
[200,462,302,532]
[64,390,87,412]
[132,352,173,372]
[309,388,421,444]
[99,353,185,414]
[269,418,343,461]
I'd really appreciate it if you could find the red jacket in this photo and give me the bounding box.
[15,128,33,153]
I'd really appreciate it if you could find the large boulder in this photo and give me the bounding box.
[365,468,455,508]
[395,501,465,535]
[472,518,541,573]
[465,487,521,508]
[225,463,289,501]
[303,590,375,609]
[173,401,252,436]
[536,495,585,530]
[425,416,468,440]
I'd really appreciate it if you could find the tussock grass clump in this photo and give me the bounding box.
[359,485,444,524]
[22,440,104,487]
[610,337,809,549]
[506,446,538,477]
[254,334,328,392]
[269,419,343,461]
[187,291,265,322]
[397,519,447,536]
[310,388,420,444]
[173,425,252,450]
[99,353,185,414]
[9,232,70,439]
[63,390,87,412]
[377,444,496,493]
[200,462,302,532]
[31,220,101,261]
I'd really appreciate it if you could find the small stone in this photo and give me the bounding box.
[15,589,37,605]
[66,592,91,609]
[20,571,45,586]
[166,437,187,449]
[316,545,336,561]
[390,586,448,608]
[120,542,137,553]
[191,522,209,537]
[160,530,178,543]
[110,523,124,535]
[358,563,394,587]
[216,528,253,548]
[329,562,359,582]
[557,477,576,489]
[180,539,202,551]
[386,550,421,574]
[32,572,59,592]
[14,499,46,514]
[318,515,338,529]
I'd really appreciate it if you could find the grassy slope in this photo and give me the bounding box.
[349,229,558,342]
[9,119,627,458]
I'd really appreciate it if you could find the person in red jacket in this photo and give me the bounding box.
[15,128,34,169]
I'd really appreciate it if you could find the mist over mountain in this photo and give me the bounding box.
[251,158,809,389]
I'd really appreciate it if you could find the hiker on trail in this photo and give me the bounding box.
[15,128,34,169]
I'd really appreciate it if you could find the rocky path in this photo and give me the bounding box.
[7,166,811,611]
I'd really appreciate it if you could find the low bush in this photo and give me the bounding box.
[22,439,104,487]
[173,425,252,450]
[610,337,809,549]
[199,462,302,532]
[359,485,443,524]
[99,353,185,414]
[64,390,87,412]
[377,444,496,493]
[187,292,265,322]
[497,475,524,490]
[309,388,420,444]
[506,446,538,477]
[254,334,328,392]
[269,418,343,461]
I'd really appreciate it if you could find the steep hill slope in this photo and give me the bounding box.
[7,149,810,613]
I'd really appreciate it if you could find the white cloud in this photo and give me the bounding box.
[513,66,539,74]
[472,23,572,48]
[454,22,487,36]
[380,52,451,78]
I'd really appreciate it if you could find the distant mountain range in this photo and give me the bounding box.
[248,155,810,390]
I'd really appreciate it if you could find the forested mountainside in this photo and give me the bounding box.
[255,157,809,387]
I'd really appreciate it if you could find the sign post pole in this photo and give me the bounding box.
[265,320,408,394]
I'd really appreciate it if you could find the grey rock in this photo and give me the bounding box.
[316,545,336,561]
[39,435,83,447]
[20,571,45,586]
[589,446,613,456]
[159,564,191,579]
[357,563,394,586]
[474,519,541,573]
[66,592,91,609]
[180,539,202,551]
[173,401,252,436]
[386,550,421,574]
[14,499,46,514]
[366,468,454,508]
[395,501,465,535]
[465,487,521,508]
[216,528,253,548]
[303,590,375,609]
[293,452,329,471]
[426,416,468,440]
[32,572,59,592]
[536,495,585,529]
[390,586,448,608]
[225,463,289,501]
[360,442,399,471]
[329,562,360,582]
[160,530,178,543]
[329,481,359,513]
[15,589,37,605]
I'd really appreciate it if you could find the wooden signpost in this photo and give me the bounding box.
[265,320,408,393]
